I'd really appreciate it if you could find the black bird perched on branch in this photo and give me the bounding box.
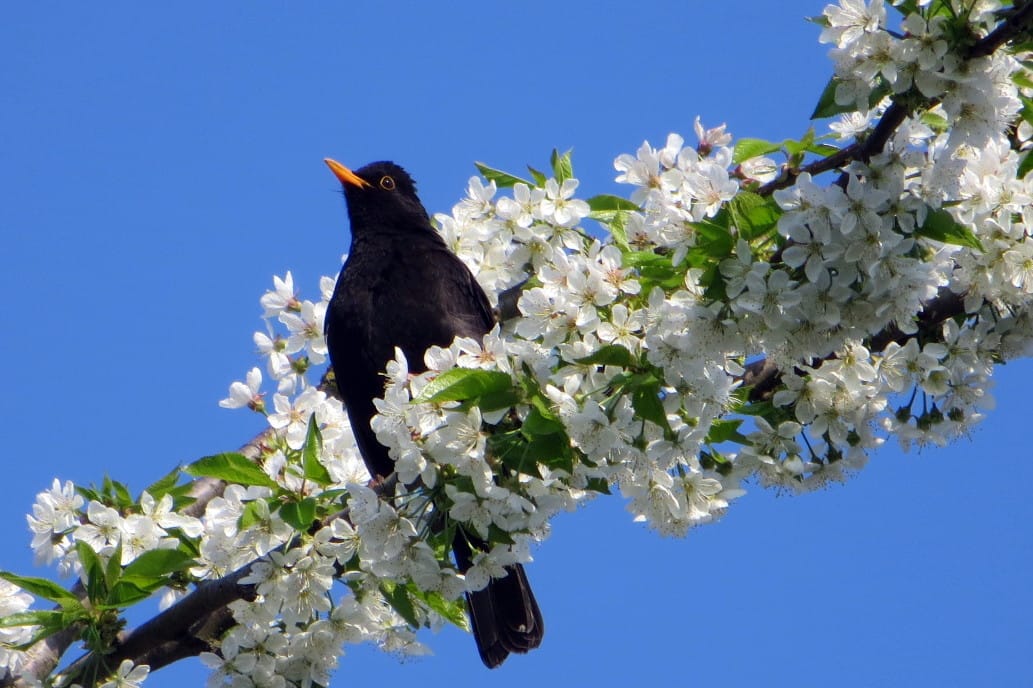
[323,158,544,668]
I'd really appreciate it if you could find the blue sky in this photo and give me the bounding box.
[3,2,1031,686]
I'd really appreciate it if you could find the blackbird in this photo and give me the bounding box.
[323,158,544,668]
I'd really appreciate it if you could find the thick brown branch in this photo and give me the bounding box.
[760,1,1033,196]
[969,1,1033,58]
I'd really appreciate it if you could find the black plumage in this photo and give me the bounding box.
[323,159,543,668]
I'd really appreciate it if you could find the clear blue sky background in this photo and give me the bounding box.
[3,3,1031,686]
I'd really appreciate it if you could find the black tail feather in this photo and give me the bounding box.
[453,534,544,668]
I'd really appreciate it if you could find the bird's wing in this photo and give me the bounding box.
[439,247,495,338]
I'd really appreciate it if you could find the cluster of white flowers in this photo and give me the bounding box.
[9,3,1033,686]
[0,580,33,678]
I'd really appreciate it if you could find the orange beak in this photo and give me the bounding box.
[324,158,372,189]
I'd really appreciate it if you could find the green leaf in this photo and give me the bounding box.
[733,138,782,164]
[586,194,640,212]
[101,476,133,510]
[527,165,547,187]
[76,485,103,504]
[414,368,514,404]
[623,251,684,289]
[693,219,735,259]
[1020,150,1033,180]
[811,76,890,120]
[522,405,565,436]
[474,162,533,189]
[489,426,577,477]
[920,111,950,134]
[632,384,674,439]
[706,419,747,444]
[1014,70,1033,91]
[106,578,158,606]
[0,572,80,605]
[279,498,318,531]
[526,431,575,473]
[76,541,108,604]
[585,477,612,495]
[487,523,516,546]
[302,416,333,486]
[121,549,195,579]
[410,588,470,631]
[811,76,842,120]
[185,452,279,489]
[106,540,124,592]
[142,466,183,502]
[0,609,76,650]
[550,148,574,184]
[489,430,542,478]
[0,609,68,629]
[381,581,420,628]
[575,344,637,369]
[727,192,781,240]
[915,208,984,251]
[475,386,522,413]
[239,499,266,531]
[587,195,638,249]
[591,208,630,250]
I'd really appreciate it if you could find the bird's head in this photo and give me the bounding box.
[324,159,431,236]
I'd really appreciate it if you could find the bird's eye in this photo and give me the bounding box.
[379,175,396,190]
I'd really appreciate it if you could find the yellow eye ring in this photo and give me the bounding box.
[379,175,395,190]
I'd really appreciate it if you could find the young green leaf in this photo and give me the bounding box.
[522,405,566,436]
[106,540,124,593]
[575,343,638,369]
[106,578,159,607]
[732,138,783,164]
[239,499,266,531]
[409,588,470,632]
[920,111,950,134]
[527,165,547,187]
[142,466,183,502]
[550,148,574,184]
[1020,150,1033,180]
[693,219,735,259]
[101,476,133,510]
[631,384,674,439]
[0,609,75,650]
[474,162,533,189]
[380,581,420,628]
[76,541,108,604]
[0,572,80,605]
[705,418,748,445]
[591,208,630,250]
[811,77,889,120]
[185,453,279,489]
[475,386,522,413]
[915,208,984,251]
[302,416,333,486]
[279,497,319,531]
[526,431,575,474]
[489,429,537,478]
[0,609,69,630]
[414,368,514,404]
[727,192,782,240]
[623,250,684,289]
[121,549,195,579]
[586,194,640,212]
